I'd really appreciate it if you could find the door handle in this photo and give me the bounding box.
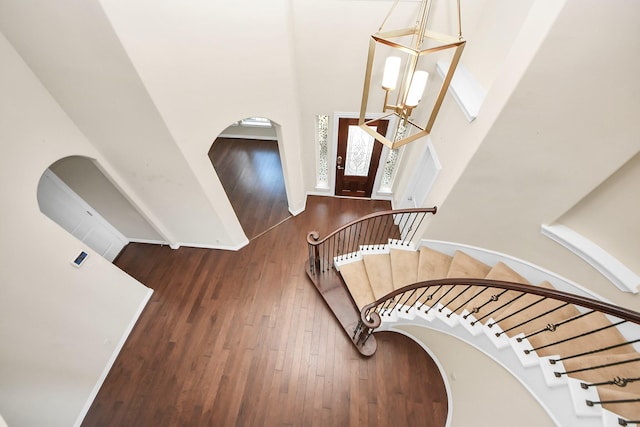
[337,155,344,170]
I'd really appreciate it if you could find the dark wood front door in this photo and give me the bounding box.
[335,118,388,198]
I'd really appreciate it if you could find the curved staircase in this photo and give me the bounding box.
[305,208,640,427]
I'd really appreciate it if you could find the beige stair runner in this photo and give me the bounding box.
[489,281,581,338]
[462,261,530,315]
[528,311,633,358]
[337,243,640,423]
[564,353,640,421]
[417,246,452,281]
[363,253,394,300]
[390,249,419,289]
[433,251,491,312]
[597,387,640,420]
[339,260,374,311]
[562,353,640,393]
[413,246,453,307]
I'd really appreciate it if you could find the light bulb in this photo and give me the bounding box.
[405,71,429,107]
[381,57,401,90]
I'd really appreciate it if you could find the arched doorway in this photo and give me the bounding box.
[208,117,290,240]
[37,155,164,261]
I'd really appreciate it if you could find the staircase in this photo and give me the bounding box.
[305,208,640,427]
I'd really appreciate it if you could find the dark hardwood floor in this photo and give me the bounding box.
[83,196,448,427]
[209,138,291,240]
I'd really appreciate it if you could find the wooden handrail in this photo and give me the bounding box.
[307,207,640,421]
[305,206,438,355]
[360,278,640,329]
[307,207,437,277]
[307,207,437,246]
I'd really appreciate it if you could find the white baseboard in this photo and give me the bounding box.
[128,238,167,245]
[289,203,305,216]
[74,288,154,427]
[306,190,332,197]
[172,239,250,252]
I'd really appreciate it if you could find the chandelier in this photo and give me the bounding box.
[358,0,466,149]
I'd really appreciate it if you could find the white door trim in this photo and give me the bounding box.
[330,112,398,199]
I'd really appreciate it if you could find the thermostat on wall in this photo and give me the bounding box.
[71,251,89,268]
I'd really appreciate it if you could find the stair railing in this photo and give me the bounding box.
[307,207,437,276]
[356,278,640,424]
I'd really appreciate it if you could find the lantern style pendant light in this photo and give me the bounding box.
[358,0,466,149]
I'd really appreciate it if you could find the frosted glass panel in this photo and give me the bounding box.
[345,125,377,176]
[316,115,329,187]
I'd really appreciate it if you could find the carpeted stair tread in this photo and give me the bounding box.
[339,260,375,311]
[446,251,492,279]
[363,253,394,300]
[433,251,492,310]
[414,247,453,307]
[490,280,557,321]
[463,262,530,315]
[417,246,453,281]
[491,281,581,338]
[336,243,640,422]
[560,353,640,395]
[485,262,530,284]
[390,248,419,289]
[596,387,640,421]
[528,311,633,358]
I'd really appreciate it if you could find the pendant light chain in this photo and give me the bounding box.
[457,0,463,39]
[378,0,401,32]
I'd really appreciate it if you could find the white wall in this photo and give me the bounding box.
[458,0,536,90]
[0,0,244,250]
[393,0,563,212]
[394,325,555,427]
[98,0,307,220]
[558,153,640,275]
[50,156,164,242]
[424,0,640,310]
[0,32,151,427]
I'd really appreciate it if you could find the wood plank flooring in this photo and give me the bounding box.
[209,138,291,240]
[82,196,448,427]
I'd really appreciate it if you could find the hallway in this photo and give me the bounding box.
[209,137,291,240]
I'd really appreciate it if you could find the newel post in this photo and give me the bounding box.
[307,231,321,275]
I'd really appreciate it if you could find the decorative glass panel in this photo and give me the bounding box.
[345,125,377,176]
[316,115,329,187]
[381,119,407,187]
[382,148,399,186]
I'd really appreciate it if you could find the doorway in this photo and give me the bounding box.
[335,117,389,198]
[37,156,166,262]
[38,168,129,262]
[397,139,441,209]
[209,118,290,240]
